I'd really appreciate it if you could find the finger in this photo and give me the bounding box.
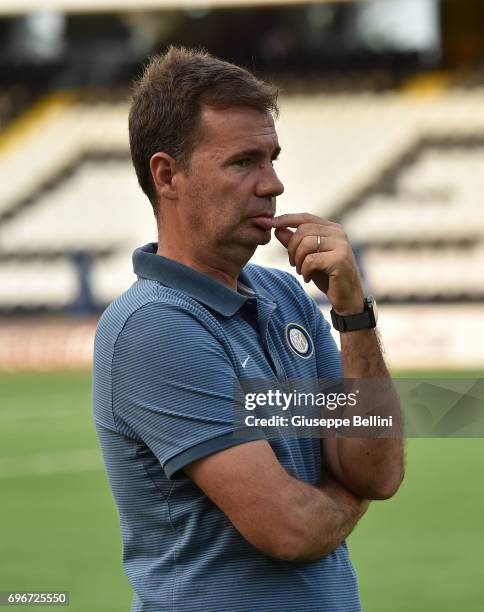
[287,226,336,267]
[288,223,335,237]
[272,213,332,229]
[300,251,336,283]
[294,235,340,274]
[274,227,294,249]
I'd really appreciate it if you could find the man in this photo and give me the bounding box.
[93,46,404,612]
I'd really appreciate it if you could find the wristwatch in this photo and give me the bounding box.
[330,296,378,332]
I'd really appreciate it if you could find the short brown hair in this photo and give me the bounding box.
[128,46,279,214]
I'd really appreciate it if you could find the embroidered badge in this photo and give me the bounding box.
[285,323,314,359]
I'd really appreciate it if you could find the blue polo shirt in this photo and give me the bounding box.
[92,242,361,612]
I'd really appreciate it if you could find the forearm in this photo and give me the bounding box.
[282,474,368,562]
[325,328,404,499]
[324,435,404,500]
[340,326,387,378]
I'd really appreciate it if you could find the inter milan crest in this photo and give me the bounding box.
[285,323,314,359]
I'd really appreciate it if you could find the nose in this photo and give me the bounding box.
[255,163,284,199]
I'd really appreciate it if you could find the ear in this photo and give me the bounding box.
[149,152,180,201]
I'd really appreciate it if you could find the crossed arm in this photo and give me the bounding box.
[185,440,368,563]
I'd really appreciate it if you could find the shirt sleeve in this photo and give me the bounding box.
[111,301,265,479]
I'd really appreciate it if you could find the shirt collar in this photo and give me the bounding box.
[133,243,273,316]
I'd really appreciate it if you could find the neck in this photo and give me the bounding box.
[156,241,248,291]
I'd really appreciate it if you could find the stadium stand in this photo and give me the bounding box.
[0,258,77,308]
[1,86,484,312]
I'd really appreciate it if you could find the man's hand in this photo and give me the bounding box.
[272,213,364,315]
[320,471,370,519]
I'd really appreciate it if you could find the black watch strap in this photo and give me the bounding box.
[330,297,377,332]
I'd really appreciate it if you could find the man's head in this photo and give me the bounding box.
[129,46,279,214]
[129,46,284,273]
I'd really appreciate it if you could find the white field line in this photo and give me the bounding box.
[0,448,103,478]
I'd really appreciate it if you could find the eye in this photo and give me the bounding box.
[234,158,252,168]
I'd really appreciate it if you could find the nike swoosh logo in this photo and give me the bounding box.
[241,356,250,368]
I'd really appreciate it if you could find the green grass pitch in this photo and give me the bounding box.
[1,372,483,611]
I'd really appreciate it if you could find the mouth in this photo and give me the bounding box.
[248,213,274,231]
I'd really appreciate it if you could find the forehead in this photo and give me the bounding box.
[196,105,279,156]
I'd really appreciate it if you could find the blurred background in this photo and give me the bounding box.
[0,0,483,610]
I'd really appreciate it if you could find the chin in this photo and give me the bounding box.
[241,234,271,251]
[258,232,272,245]
[225,228,272,255]
[248,225,273,244]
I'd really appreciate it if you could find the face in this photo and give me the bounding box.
[176,105,284,263]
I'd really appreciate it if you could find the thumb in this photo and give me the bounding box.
[274,227,293,248]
